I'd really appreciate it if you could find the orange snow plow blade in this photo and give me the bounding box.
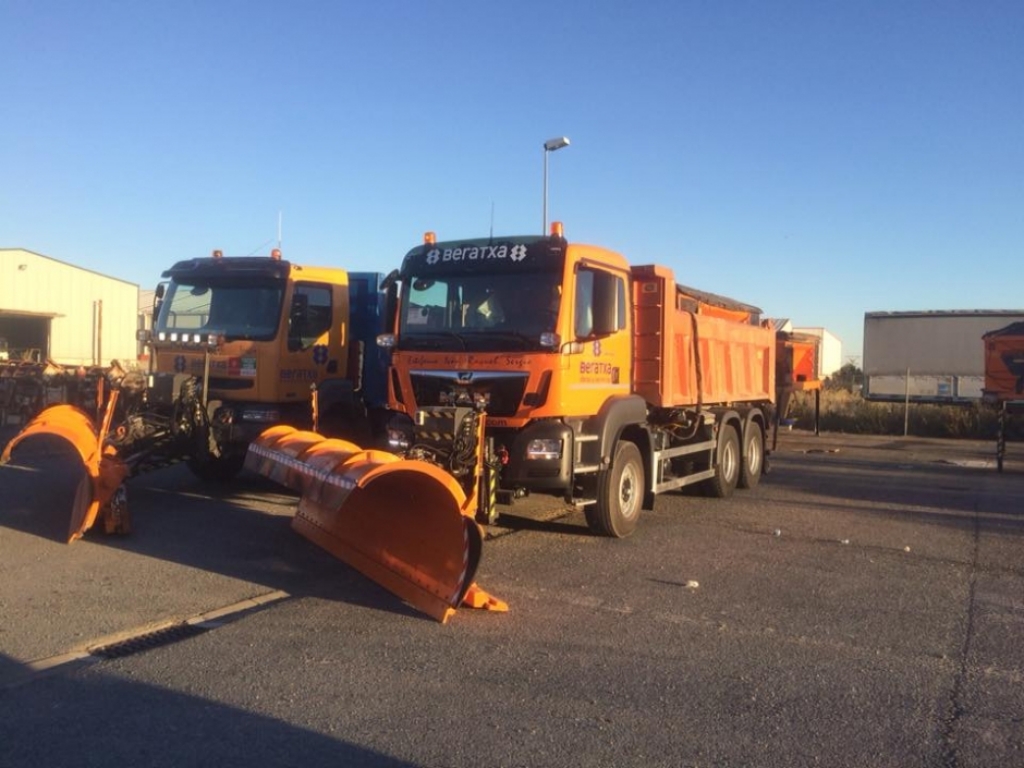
[0,404,130,541]
[246,425,503,623]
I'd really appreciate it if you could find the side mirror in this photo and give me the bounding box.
[380,269,399,293]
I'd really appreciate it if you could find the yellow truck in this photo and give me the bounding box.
[3,250,494,624]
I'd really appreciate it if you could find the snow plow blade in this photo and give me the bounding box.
[246,425,502,623]
[0,404,130,542]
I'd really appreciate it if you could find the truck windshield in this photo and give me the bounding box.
[400,270,562,352]
[155,279,285,341]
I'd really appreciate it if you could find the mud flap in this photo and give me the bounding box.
[1,404,130,541]
[246,425,501,623]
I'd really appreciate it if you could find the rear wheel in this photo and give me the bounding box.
[738,421,764,490]
[704,424,739,498]
[586,441,643,538]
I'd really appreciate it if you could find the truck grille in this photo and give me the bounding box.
[409,371,528,417]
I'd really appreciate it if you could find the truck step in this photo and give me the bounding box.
[575,434,598,442]
[571,498,597,507]
[573,464,600,474]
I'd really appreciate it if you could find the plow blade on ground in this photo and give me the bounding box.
[0,404,130,541]
[246,425,504,623]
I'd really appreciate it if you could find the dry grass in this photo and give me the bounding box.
[785,389,1003,439]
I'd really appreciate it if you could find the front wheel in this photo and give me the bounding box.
[586,441,644,538]
[738,421,764,490]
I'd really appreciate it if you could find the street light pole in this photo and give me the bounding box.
[542,136,570,233]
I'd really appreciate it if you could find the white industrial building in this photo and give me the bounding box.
[863,310,1024,402]
[0,248,139,366]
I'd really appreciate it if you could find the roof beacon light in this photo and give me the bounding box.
[212,250,223,259]
[424,231,436,245]
[271,248,282,260]
[550,221,564,239]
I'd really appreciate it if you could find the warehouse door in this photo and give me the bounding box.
[0,313,51,362]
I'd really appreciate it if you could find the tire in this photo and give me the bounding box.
[738,421,764,490]
[586,441,644,538]
[704,424,739,498]
[186,451,246,482]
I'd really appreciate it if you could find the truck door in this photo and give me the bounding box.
[568,264,632,413]
[276,281,346,402]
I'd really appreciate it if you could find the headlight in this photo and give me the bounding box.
[387,427,411,451]
[539,332,560,348]
[525,438,562,460]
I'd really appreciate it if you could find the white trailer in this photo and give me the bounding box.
[863,311,1024,403]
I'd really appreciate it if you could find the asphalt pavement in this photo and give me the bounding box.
[0,426,1022,767]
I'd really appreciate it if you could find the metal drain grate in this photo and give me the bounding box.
[90,623,210,660]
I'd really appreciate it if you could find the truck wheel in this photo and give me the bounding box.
[705,424,739,498]
[187,452,246,483]
[738,422,764,490]
[586,441,643,538]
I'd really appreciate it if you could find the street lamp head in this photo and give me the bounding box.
[543,136,570,152]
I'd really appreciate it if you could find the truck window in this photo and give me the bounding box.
[155,280,284,341]
[575,270,594,337]
[576,267,626,338]
[289,284,333,351]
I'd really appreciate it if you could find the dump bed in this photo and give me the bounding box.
[983,322,1024,402]
[631,265,775,409]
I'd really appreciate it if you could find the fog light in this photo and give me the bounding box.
[526,438,562,460]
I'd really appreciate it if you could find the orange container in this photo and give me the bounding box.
[631,265,775,409]
[776,331,821,390]
[983,322,1024,401]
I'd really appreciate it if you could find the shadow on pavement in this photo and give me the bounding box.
[0,434,428,623]
[767,448,1024,537]
[0,652,419,768]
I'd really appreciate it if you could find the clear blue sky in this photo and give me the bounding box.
[3,1,1022,363]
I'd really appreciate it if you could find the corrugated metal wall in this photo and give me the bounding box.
[0,248,139,365]
[863,312,1024,376]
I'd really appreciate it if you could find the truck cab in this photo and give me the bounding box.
[383,225,635,499]
[149,251,374,476]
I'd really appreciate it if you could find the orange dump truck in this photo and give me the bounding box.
[377,223,776,537]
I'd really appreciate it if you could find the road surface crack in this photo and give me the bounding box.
[939,506,980,768]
